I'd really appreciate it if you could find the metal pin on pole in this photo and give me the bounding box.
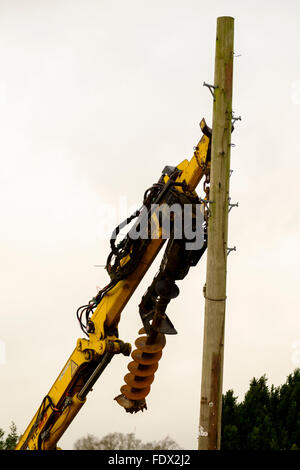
[203,81,218,100]
[227,246,236,256]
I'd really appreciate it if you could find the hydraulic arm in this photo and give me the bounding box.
[15,119,211,450]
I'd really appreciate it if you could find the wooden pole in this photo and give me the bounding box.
[198,16,234,451]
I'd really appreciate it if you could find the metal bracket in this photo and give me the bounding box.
[203,81,218,100]
[232,114,242,125]
[228,197,239,213]
[227,246,236,256]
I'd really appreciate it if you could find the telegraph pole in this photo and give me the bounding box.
[198,16,235,450]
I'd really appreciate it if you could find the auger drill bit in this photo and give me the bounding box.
[114,280,178,413]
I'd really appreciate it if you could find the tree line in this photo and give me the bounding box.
[2,368,299,450]
[221,368,300,450]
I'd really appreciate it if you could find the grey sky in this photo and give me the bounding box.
[0,0,300,450]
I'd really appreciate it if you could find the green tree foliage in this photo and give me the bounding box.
[0,422,19,450]
[221,390,241,450]
[221,369,300,450]
[74,432,182,450]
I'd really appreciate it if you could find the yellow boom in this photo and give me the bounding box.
[15,119,211,450]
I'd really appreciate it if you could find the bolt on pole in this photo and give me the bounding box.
[198,16,234,450]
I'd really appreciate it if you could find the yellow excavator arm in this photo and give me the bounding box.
[15,119,211,450]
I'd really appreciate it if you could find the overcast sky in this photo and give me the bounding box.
[0,0,300,450]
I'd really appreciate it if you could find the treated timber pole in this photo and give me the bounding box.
[198,16,234,450]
